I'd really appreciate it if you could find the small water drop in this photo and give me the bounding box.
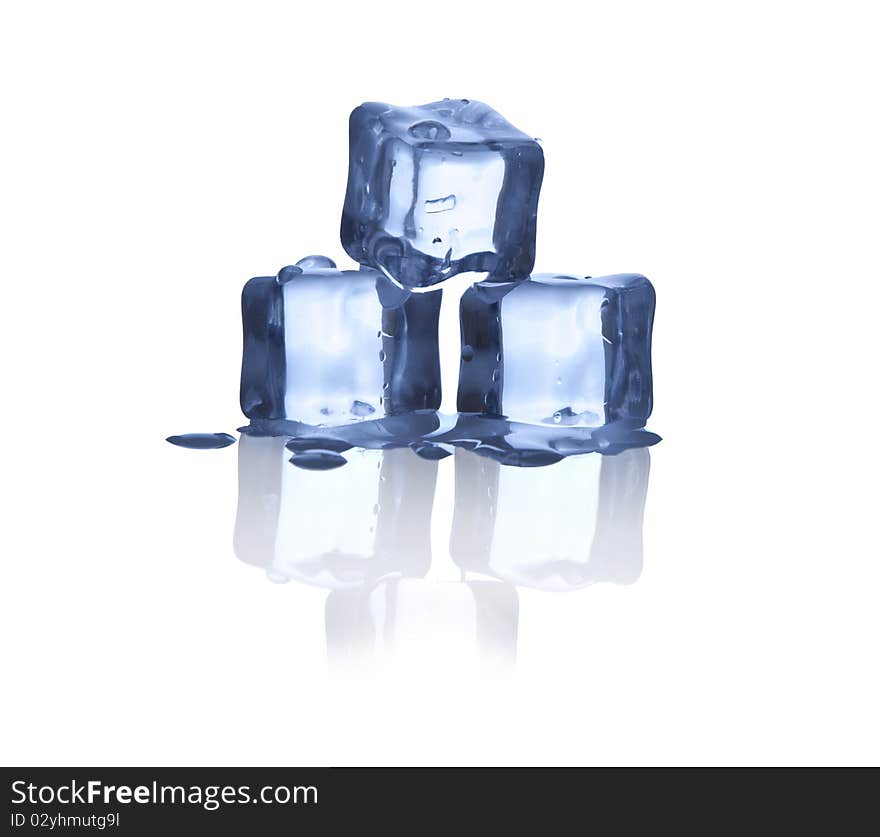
[289,451,347,471]
[286,437,353,454]
[461,345,475,362]
[378,350,386,362]
[266,570,290,584]
[432,237,442,244]
[295,255,337,270]
[276,265,303,284]
[166,432,236,450]
[411,442,453,461]
[492,369,500,382]
[556,377,562,385]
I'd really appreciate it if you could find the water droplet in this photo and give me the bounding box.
[496,352,501,362]
[408,120,451,141]
[378,350,386,362]
[491,369,500,382]
[432,237,442,244]
[165,432,236,450]
[499,450,562,468]
[266,570,290,584]
[461,345,475,362]
[556,377,562,385]
[295,255,336,270]
[285,437,353,454]
[276,265,303,284]
[289,451,347,471]
[411,442,453,461]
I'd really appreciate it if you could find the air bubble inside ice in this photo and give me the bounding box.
[408,120,452,141]
[350,400,376,417]
[424,194,456,214]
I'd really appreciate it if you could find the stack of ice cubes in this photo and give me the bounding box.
[240,98,655,442]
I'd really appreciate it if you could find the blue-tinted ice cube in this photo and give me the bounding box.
[457,274,655,427]
[240,263,441,423]
[341,99,544,288]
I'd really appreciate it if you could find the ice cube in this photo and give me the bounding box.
[240,262,442,424]
[341,99,544,288]
[233,436,436,587]
[450,446,651,591]
[457,274,655,427]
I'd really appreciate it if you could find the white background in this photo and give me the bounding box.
[1,0,878,766]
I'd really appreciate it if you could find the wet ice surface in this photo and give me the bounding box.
[459,274,655,426]
[341,99,544,288]
[165,432,237,449]
[240,263,441,424]
[233,434,650,674]
[240,411,659,468]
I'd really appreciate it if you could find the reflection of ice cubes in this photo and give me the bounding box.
[233,434,519,675]
[458,274,655,427]
[233,435,436,587]
[240,264,441,424]
[341,99,544,288]
[451,447,650,591]
[326,580,518,676]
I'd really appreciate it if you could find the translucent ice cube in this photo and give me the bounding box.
[240,262,441,423]
[341,99,544,288]
[450,446,650,591]
[457,274,655,427]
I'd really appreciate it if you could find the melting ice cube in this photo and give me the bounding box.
[240,261,442,424]
[457,274,655,427]
[341,99,544,288]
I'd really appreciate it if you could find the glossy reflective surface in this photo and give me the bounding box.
[234,436,649,674]
[341,99,544,287]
